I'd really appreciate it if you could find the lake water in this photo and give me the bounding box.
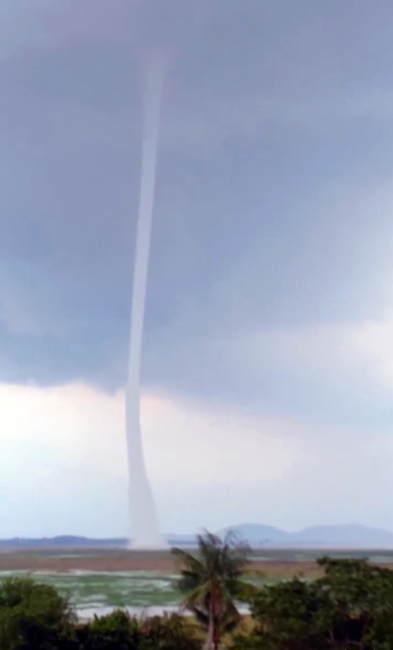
[0,570,253,619]
[0,570,184,618]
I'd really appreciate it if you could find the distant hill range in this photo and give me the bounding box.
[1,524,393,549]
[217,523,393,548]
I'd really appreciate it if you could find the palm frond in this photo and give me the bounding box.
[172,548,204,574]
[172,547,203,569]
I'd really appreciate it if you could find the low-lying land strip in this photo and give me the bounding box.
[1,547,392,578]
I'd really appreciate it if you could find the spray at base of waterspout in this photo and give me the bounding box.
[128,538,169,551]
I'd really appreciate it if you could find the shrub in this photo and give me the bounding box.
[77,610,201,650]
[0,576,77,650]
[233,558,393,650]
[76,610,142,650]
[140,613,201,650]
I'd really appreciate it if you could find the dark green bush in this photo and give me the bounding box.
[77,610,142,650]
[77,610,201,650]
[140,613,201,650]
[233,558,393,650]
[0,577,77,650]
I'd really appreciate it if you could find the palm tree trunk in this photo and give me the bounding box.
[204,599,215,650]
[213,624,220,650]
[213,589,223,650]
[208,591,221,650]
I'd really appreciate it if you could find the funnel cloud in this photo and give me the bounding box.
[126,56,166,548]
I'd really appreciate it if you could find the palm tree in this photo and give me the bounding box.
[172,530,252,650]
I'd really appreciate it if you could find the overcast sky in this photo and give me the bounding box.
[1,0,393,537]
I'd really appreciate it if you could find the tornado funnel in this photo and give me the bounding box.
[126,57,166,549]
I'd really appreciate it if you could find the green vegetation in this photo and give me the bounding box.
[0,576,76,649]
[4,539,393,649]
[0,579,200,650]
[233,556,393,650]
[76,610,200,650]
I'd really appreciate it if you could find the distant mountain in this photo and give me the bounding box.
[166,534,197,546]
[220,523,393,548]
[217,523,291,546]
[292,524,393,547]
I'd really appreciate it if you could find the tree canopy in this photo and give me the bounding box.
[234,557,393,650]
[0,577,76,650]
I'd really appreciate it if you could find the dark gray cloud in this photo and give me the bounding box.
[2,0,393,427]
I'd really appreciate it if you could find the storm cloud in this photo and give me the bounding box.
[1,0,393,430]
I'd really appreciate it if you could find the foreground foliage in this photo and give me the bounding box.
[0,581,201,650]
[0,577,76,650]
[233,557,393,650]
[4,554,393,649]
[76,610,200,650]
